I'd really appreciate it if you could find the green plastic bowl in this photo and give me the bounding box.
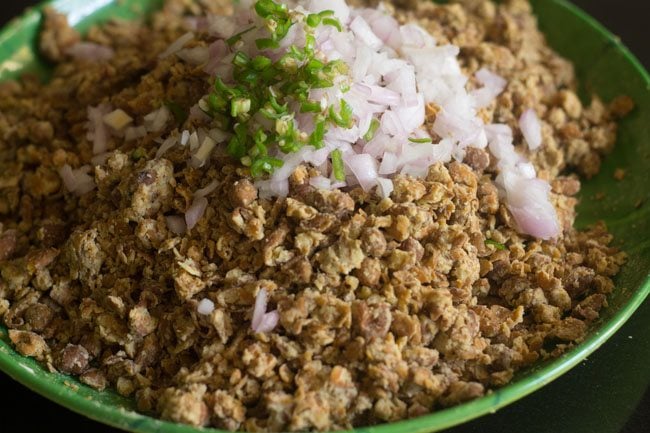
[0,1,648,432]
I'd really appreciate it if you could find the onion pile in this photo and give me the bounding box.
[172,0,560,239]
[63,0,559,241]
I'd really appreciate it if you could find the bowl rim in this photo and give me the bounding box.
[0,1,649,432]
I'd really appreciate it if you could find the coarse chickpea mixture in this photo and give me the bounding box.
[0,0,633,431]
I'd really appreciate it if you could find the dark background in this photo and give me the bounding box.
[0,1,648,432]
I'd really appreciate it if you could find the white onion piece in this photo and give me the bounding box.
[255,310,279,333]
[144,106,170,133]
[166,215,187,236]
[309,176,332,190]
[58,165,78,193]
[381,110,407,137]
[190,136,217,168]
[399,24,429,48]
[155,137,177,159]
[67,42,114,62]
[471,68,507,108]
[357,83,401,106]
[204,40,228,75]
[394,95,425,132]
[58,164,96,196]
[251,288,279,333]
[350,16,383,50]
[194,180,219,199]
[509,204,560,240]
[180,130,190,146]
[256,179,289,199]
[197,298,215,315]
[177,46,210,65]
[185,197,208,230]
[87,104,111,155]
[517,162,537,179]
[251,288,268,331]
[431,139,454,163]
[367,13,399,44]
[344,153,378,191]
[378,152,398,175]
[159,32,194,59]
[498,170,560,239]
[519,108,543,150]
[207,15,237,39]
[376,177,393,199]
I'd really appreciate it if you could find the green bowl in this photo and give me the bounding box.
[0,1,649,432]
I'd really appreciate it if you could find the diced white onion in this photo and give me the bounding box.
[185,197,208,230]
[67,42,114,62]
[519,108,543,150]
[197,298,215,315]
[159,32,195,59]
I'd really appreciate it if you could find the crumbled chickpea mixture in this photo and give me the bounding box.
[0,0,632,431]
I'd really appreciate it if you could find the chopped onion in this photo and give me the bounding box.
[58,164,96,196]
[519,108,543,150]
[195,0,560,241]
[376,177,393,199]
[344,153,378,191]
[309,176,332,190]
[194,180,219,199]
[144,106,170,133]
[251,288,267,331]
[471,68,507,108]
[197,298,215,315]
[156,137,177,159]
[177,46,210,65]
[207,15,237,38]
[256,178,289,199]
[255,310,280,333]
[378,152,398,175]
[87,104,111,155]
[185,197,208,230]
[190,136,217,168]
[204,40,228,75]
[350,16,383,50]
[159,32,194,59]
[251,288,279,333]
[66,42,114,62]
[180,130,191,146]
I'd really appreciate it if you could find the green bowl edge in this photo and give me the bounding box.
[0,1,648,432]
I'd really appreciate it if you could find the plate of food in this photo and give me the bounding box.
[0,0,648,432]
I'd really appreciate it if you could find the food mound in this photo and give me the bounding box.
[0,0,632,431]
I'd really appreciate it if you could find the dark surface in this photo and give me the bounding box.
[0,0,648,432]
